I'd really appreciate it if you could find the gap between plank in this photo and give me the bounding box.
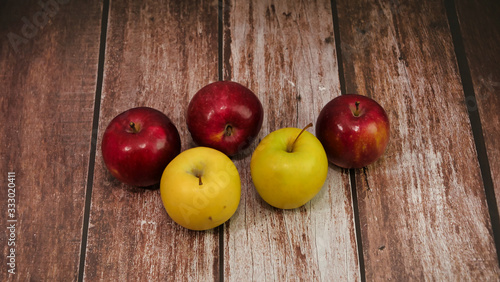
[218,0,224,82]
[331,0,366,281]
[77,0,110,281]
[444,0,500,267]
[349,168,365,281]
[218,1,225,281]
[331,0,346,95]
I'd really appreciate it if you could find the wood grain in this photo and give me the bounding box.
[455,0,500,213]
[0,0,102,280]
[1,0,499,280]
[336,0,500,280]
[83,0,220,280]
[223,0,360,280]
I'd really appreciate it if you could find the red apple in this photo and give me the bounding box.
[187,81,264,156]
[101,107,181,187]
[315,94,390,168]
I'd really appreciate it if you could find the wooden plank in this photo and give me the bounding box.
[83,0,220,280]
[0,0,102,280]
[223,0,360,280]
[336,0,500,280]
[455,0,500,214]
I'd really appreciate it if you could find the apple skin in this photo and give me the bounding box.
[187,81,264,156]
[101,107,181,187]
[315,94,390,169]
[160,147,241,231]
[250,126,328,209]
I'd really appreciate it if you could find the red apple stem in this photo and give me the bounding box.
[129,122,139,133]
[224,124,233,137]
[354,101,360,117]
[287,123,313,153]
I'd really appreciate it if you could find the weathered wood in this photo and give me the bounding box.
[2,0,500,280]
[0,0,102,280]
[223,0,360,280]
[336,0,500,280]
[83,0,220,280]
[456,0,500,214]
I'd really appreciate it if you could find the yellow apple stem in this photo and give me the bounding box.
[287,123,313,153]
[191,168,204,185]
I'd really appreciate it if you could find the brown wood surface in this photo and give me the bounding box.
[83,0,221,280]
[222,0,359,280]
[1,0,500,280]
[0,0,102,281]
[456,0,500,211]
[337,0,500,280]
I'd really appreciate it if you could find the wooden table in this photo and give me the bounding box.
[1,0,500,280]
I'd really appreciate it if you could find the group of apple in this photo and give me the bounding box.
[101,81,390,231]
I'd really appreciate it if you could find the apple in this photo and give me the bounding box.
[186,81,264,156]
[160,147,241,230]
[315,94,390,168]
[250,124,328,209]
[101,107,181,187]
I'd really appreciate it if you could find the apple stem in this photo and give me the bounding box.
[192,168,204,185]
[224,124,233,137]
[287,123,313,153]
[129,122,139,133]
[354,101,360,117]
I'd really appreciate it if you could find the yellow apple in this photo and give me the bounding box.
[250,124,328,209]
[160,147,241,230]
